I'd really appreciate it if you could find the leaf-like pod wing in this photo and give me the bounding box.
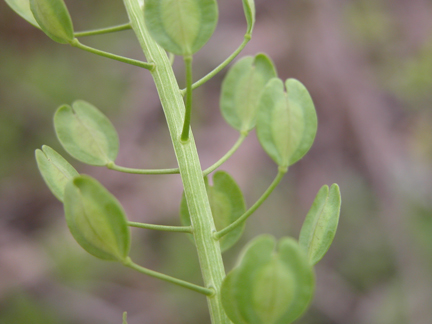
[299,184,341,265]
[285,79,318,165]
[144,0,218,56]
[30,0,74,44]
[221,54,276,133]
[35,145,79,202]
[5,0,40,28]
[54,100,119,166]
[64,175,130,262]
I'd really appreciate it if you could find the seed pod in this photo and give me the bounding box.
[64,175,130,262]
[5,0,40,28]
[144,0,218,56]
[35,145,79,202]
[299,184,341,265]
[221,54,276,133]
[180,171,246,252]
[221,235,315,324]
[30,0,74,44]
[54,100,119,166]
[257,78,317,168]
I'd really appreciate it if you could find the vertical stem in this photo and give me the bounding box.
[123,1,231,323]
[181,56,193,141]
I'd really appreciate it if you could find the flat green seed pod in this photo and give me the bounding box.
[30,0,73,44]
[242,0,255,35]
[54,100,119,166]
[221,235,315,324]
[257,78,317,168]
[35,145,79,202]
[5,0,40,28]
[144,0,218,56]
[64,175,130,262]
[221,54,277,133]
[285,79,318,165]
[299,184,341,265]
[180,171,246,252]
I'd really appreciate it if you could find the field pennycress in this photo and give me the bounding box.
[5,0,342,323]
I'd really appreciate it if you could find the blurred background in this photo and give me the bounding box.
[1,0,432,323]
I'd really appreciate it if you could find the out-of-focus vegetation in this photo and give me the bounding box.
[1,0,432,323]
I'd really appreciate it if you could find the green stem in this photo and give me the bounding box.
[107,162,179,175]
[123,1,231,322]
[203,133,248,176]
[128,221,192,233]
[74,22,132,37]
[181,56,193,142]
[215,167,287,240]
[180,34,251,95]
[70,39,155,71]
[123,257,214,296]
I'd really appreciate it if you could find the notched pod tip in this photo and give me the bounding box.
[257,77,318,168]
[35,145,79,202]
[54,100,119,166]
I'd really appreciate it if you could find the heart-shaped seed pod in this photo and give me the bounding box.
[54,100,119,166]
[221,235,315,324]
[257,78,317,168]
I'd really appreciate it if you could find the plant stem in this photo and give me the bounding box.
[123,1,231,323]
[74,22,132,38]
[181,56,193,142]
[215,167,287,240]
[70,39,155,70]
[123,258,214,296]
[180,34,251,95]
[107,162,179,174]
[128,221,192,233]
[203,133,247,176]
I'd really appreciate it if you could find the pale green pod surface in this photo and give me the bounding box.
[257,78,317,168]
[242,0,255,35]
[285,79,317,165]
[180,171,246,252]
[221,235,276,324]
[299,184,341,265]
[35,145,79,202]
[275,238,315,324]
[144,0,218,56]
[30,0,73,44]
[54,100,119,166]
[5,0,40,28]
[221,54,277,133]
[221,235,315,324]
[64,175,130,262]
